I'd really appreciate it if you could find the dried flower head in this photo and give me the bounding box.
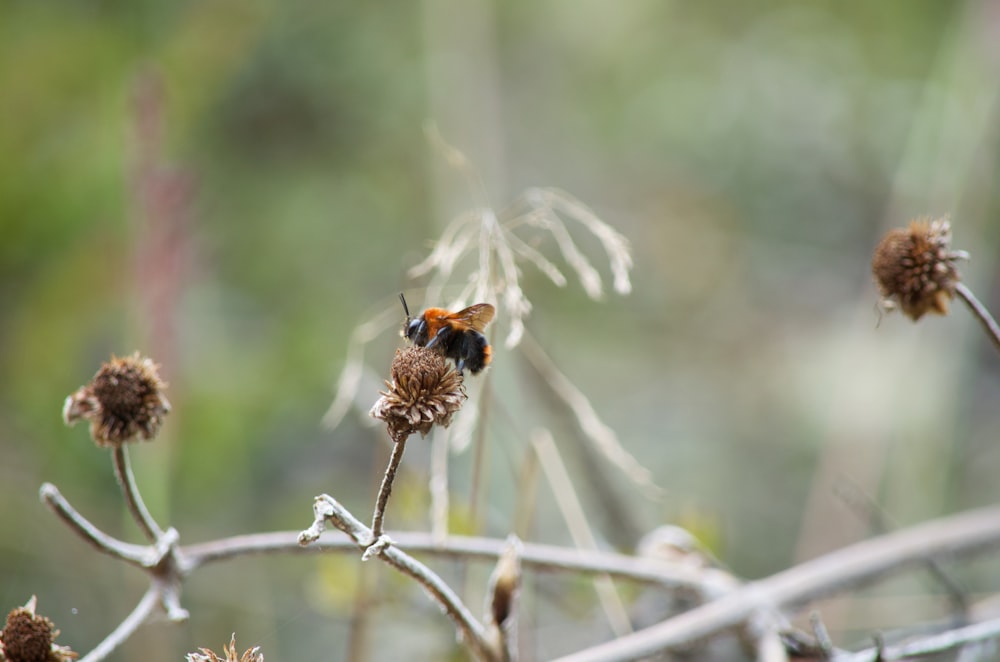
[186,633,262,662]
[370,346,466,442]
[63,352,171,447]
[872,218,968,320]
[0,596,77,662]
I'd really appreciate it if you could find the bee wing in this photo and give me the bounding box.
[449,303,495,333]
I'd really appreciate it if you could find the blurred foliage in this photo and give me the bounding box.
[3,0,1000,660]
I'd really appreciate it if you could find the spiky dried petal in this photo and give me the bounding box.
[872,218,966,321]
[370,347,466,442]
[186,633,263,662]
[0,596,77,662]
[63,352,171,447]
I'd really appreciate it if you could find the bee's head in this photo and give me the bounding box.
[399,293,427,345]
[405,318,427,345]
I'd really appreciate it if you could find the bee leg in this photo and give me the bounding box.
[425,325,451,350]
[455,358,466,375]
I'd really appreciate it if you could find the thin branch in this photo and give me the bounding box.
[39,483,153,567]
[111,445,165,542]
[300,494,498,661]
[834,477,968,615]
[370,438,407,542]
[841,615,1000,661]
[183,530,732,594]
[79,585,161,662]
[551,503,1000,662]
[955,282,1000,355]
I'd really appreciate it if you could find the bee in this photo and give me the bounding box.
[399,294,495,375]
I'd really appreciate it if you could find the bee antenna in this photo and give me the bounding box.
[399,292,411,319]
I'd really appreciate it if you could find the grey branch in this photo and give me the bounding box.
[299,494,498,661]
[840,615,1000,661]
[551,503,1000,662]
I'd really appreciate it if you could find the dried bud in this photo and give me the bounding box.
[0,596,77,662]
[872,218,968,320]
[63,352,171,447]
[484,535,522,662]
[186,633,263,662]
[370,347,466,443]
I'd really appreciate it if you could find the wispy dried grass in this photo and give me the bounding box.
[324,135,657,539]
[407,185,633,349]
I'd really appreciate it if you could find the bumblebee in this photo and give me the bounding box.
[400,294,495,375]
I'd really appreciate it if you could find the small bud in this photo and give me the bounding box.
[0,596,77,662]
[186,633,263,662]
[370,347,466,443]
[872,218,968,321]
[484,535,522,661]
[63,352,170,447]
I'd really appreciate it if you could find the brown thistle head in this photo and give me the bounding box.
[872,217,968,320]
[370,346,466,443]
[0,596,77,662]
[62,352,171,447]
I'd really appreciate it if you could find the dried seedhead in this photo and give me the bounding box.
[370,347,466,442]
[409,187,633,349]
[62,352,171,447]
[186,633,263,662]
[0,596,77,662]
[872,218,968,321]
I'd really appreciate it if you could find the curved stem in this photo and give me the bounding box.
[112,445,164,542]
[955,282,1000,355]
[79,585,160,662]
[39,483,152,567]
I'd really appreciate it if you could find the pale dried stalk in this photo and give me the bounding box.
[323,304,402,430]
[532,429,633,638]
[186,529,729,593]
[430,429,450,543]
[520,333,663,500]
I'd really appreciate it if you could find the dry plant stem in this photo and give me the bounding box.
[552,503,1000,662]
[186,529,731,592]
[301,494,497,661]
[532,429,633,637]
[754,629,789,662]
[841,615,1000,662]
[112,445,165,542]
[834,478,968,616]
[80,585,160,662]
[520,333,662,500]
[370,438,407,543]
[431,429,450,542]
[955,282,1000,355]
[40,483,153,567]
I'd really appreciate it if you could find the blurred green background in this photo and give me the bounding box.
[3,0,1000,659]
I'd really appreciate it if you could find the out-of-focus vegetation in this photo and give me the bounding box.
[2,1,1000,659]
